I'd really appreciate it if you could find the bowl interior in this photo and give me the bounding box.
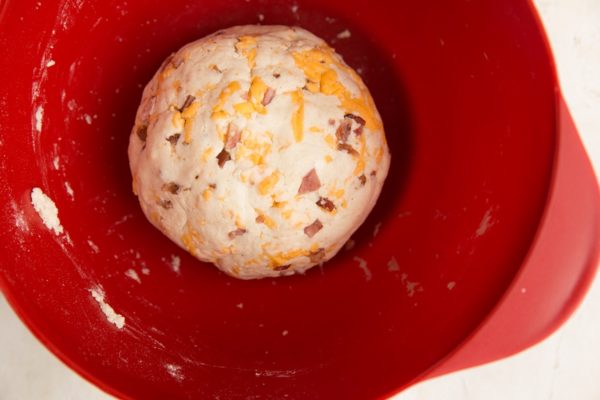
[0,0,556,398]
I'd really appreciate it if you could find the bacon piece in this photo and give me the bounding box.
[336,119,352,142]
[304,219,323,238]
[344,113,366,126]
[162,182,180,194]
[262,87,276,106]
[225,124,241,149]
[316,197,336,212]
[166,133,181,146]
[180,95,195,111]
[228,228,247,239]
[358,174,367,186]
[216,149,231,168]
[158,199,173,209]
[337,143,359,156]
[136,125,148,141]
[274,264,291,271]
[298,168,321,194]
[309,248,326,263]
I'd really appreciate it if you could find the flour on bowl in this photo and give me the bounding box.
[170,255,181,274]
[387,256,400,272]
[336,29,351,40]
[89,286,125,329]
[64,181,74,198]
[87,239,100,253]
[30,187,63,235]
[353,256,372,281]
[34,105,44,133]
[125,269,141,283]
[165,364,184,382]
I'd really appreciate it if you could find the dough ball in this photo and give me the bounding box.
[128,25,390,279]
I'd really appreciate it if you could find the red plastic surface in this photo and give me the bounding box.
[0,1,597,399]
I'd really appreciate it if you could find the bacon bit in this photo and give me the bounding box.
[255,215,265,224]
[354,125,364,136]
[180,95,195,111]
[166,133,181,146]
[358,174,367,186]
[228,228,247,239]
[159,199,173,209]
[328,119,336,126]
[370,170,377,177]
[273,72,281,79]
[262,87,276,106]
[304,219,323,238]
[160,53,175,71]
[162,182,180,194]
[136,125,148,141]
[309,248,326,263]
[216,149,231,168]
[210,64,222,73]
[337,143,359,156]
[225,124,241,149]
[316,197,336,212]
[336,119,352,142]
[208,183,217,189]
[274,264,291,271]
[161,53,183,71]
[344,113,366,126]
[298,168,321,194]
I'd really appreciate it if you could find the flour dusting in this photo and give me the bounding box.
[447,281,456,290]
[372,222,382,237]
[89,287,125,329]
[87,239,100,253]
[31,187,63,235]
[46,59,56,68]
[387,256,400,272]
[125,269,141,283]
[165,364,184,381]
[353,256,372,281]
[476,208,495,237]
[336,29,351,39]
[34,106,44,133]
[401,273,423,297]
[65,182,74,198]
[170,255,181,274]
[53,156,60,170]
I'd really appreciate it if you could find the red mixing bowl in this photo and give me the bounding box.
[1,0,599,399]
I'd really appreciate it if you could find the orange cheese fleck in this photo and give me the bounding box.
[290,90,304,142]
[268,248,307,266]
[235,36,257,69]
[212,81,241,119]
[182,101,201,143]
[201,147,213,162]
[258,171,280,195]
[293,48,382,130]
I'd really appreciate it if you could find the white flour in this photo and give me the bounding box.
[30,187,63,235]
[125,269,141,283]
[387,256,400,272]
[353,256,372,281]
[34,106,44,133]
[165,364,184,381]
[89,287,125,329]
[336,29,351,39]
[170,255,181,274]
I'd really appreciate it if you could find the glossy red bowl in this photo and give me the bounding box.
[1,0,598,399]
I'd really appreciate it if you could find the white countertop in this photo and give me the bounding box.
[1,0,599,398]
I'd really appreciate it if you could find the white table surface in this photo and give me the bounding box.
[1,0,599,399]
